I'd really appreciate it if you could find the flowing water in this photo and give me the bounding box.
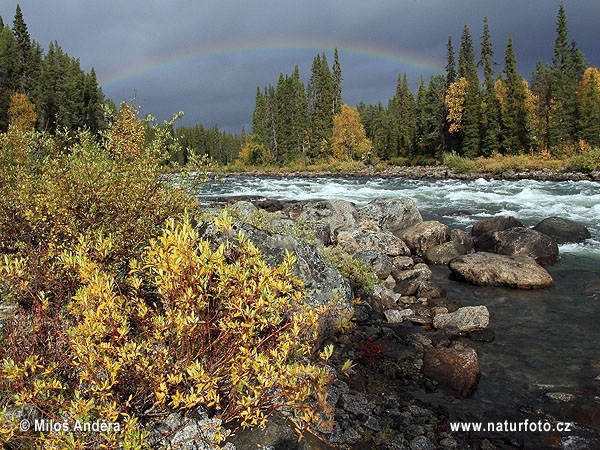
[197,175,600,448]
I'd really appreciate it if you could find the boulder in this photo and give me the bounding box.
[357,197,422,234]
[391,255,414,271]
[449,229,474,251]
[433,306,489,331]
[285,199,359,243]
[416,281,447,300]
[336,229,411,257]
[352,250,393,280]
[533,217,591,244]
[475,227,559,264]
[422,345,480,397]
[448,252,554,289]
[423,241,466,265]
[384,308,413,323]
[198,220,353,341]
[398,221,448,255]
[471,215,524,237]
[226,201,258,222]
[370,285,401,312]
[391,263,432,296]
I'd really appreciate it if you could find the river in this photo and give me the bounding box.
[197,175,600,448]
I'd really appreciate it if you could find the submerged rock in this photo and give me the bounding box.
[398,220,449,255]
[533,217,592,244]
[471,215,524,237]
[475,227,559,265]
[448,252,554,288]
[422,345,480,397]
[358,197,423,234]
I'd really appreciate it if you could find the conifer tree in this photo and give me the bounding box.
[549,1,577,147]
[267,84,278,160]
[415,75,446,159]
[332,48,343,115]
[252,86,269,148]
[477,17,500,155]
[0,25,17,131]
[290,64,308,160]
[446,36,457,87]
[501,35,530,153]
[0,15,4,29]
[389,73,415,157]
[531,59,552,150]
[12,4,31,93]
[458,24,481,157]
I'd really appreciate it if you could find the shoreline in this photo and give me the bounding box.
[213,165,600,182]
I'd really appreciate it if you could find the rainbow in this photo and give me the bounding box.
[98,38,445,88]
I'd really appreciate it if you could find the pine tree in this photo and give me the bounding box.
[12,4,31,94]
[549,1,577,147]
[267,84,278,160]
[307,52,334,157]
[252,86,269,148]
[446,36,457,87]
[415,75,446,159]
[389,73,415,158]
[458,24,480,157]
[332,48,343,115]
[531,59,552,150]
[501,35,530,153]
[477,17,500,155]
[0,25,17,131]
[290,64,308,160]
[577,67,600,146]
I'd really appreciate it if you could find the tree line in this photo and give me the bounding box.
[243,2,600,166]
[0,5,104,133]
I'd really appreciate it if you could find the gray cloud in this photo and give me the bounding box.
[2,0,599,132]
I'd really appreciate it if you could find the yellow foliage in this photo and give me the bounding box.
[330,104,372,160]
[445,77,469,133]
[8,92,37,132]
[578,67,600,104]
[0,214,334,448]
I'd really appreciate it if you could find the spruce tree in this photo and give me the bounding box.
[501,35,530,153]
[531,59,552,150]
[549,1,577,147]
[0,15,4,29]
[12,5,31,93]
[332,48,343,115]
[477,17,500,155]
[0,26,17,131]
[252,86,269,148]
[446,36,457,87]
[458,24,481,157]
[290,64,308,160]
[389,73,415,158]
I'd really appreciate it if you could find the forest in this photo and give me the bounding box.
[1,3,599,169]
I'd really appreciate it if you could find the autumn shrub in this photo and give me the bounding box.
[0,213,343,449]
[0,102,206,306]
[568,146,600,172]
[441,151,477,174]
[320,246,377,292]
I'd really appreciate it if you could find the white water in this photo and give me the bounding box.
[198,175,600,260]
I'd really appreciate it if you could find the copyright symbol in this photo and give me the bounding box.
[19,419,31,431]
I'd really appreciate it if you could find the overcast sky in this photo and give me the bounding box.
[2,1,599,132]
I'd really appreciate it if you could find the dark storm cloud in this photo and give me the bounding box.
[2,0,599,132]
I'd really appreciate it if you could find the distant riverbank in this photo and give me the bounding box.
[214,165,600,182]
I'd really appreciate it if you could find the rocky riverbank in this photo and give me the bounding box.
[214,165,600,182]
[166,197,593,449]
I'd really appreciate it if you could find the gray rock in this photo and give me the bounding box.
[433,306,489,331]
[0,301,18,320]
[409,435,435,450]
[533,217,591,244]
[423,241,466,265]
[343,427,360,445]
[384,308,413,323]
[364,415,382,431]
[198,221,353,341]
[475,227,559,265]
[392,264,432,296]
[449,252,554,289]
[370,285,401,312]
[439,437,458,449]
[340,393,374,416]
[392,255,415,270]
[423,345,480,397]
[353,249,393,280]
[336,229,411,256]
[286,199,359,243]
[227,201,258,222]
[358,197,423,234]
[398,221,449,255]
[471,215,524,237]
[171,418,232,450]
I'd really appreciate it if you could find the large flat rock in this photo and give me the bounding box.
[448,252,554,289]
